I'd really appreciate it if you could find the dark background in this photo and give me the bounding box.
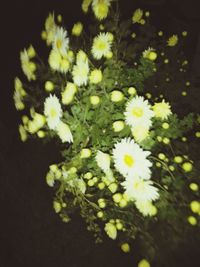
[0,0,200,266]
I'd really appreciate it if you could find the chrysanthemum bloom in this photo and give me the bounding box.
[131,124,149,143]
[92,32,113,59]
[56,121,73,143]
[62,82,77,105]
[89,69,103,84]
[53,27,69,56]
[48,49,62,70]
[122,176,159,202]
[72,61,89,86]
[124,96,154,129]
[104,222,117,240]
[112,138,152,179]
[20,49,36,81]
[72,22,83,36]
[44,94,63,130]
[152,99,172,120]
[92,0,112,20]
[96,150,111,173]
[167,35,178,47]
[135,200,157,216]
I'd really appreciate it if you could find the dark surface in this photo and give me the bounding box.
[0,0,200,266]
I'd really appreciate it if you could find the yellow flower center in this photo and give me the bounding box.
[56,39,62,49]
[97,41,107,50]
[124,154,135,167]
[132,107,144,118]
[50,108,57,118]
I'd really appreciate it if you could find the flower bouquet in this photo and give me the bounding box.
[14,0,200,266]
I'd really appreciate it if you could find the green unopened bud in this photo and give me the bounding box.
[174,156,183,163]
[112,121,125,132]
[37,130,45,138]
[113,193,122,203]
[162,122,169,129]
[187,216,197,226]
[182,162,193,172]
[98,198,106,208]
[90,95,100,105]
[97,211,104,218]
[45,81,54,92]
[190,201,200,214]
[119,198,128,208]
[138,259,151,267]
[53,201,61,213]
[80,148,92,158]
[121,243,130,253]
[189,183,199,192]
[110,90,124,102]
[108,183,118,193]
[98,182,105,190]
[128,87,137,95]
[88,180,95,187]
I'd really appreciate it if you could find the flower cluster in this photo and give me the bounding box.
[14,1,200,266]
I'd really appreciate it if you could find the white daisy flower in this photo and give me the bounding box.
[96,150,111,173]
[72,61,89,86]
[121,176,159,202]
[112,138,152,179]
[53,27,69,56]
[92,32,112,59]
[56,121,73,143]
[44,94,63,130]
[124,96,154,129]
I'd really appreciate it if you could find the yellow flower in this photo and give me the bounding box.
[92,0,111,20]
[44,94,63,130]
[92,32,113,59]
[27,45,36,58]
[48,49,62,70]
[89,69,103,84]
[82,0,92,13]
[104,222,117,240]
[167,35,178,47]
[132,9,144,24]
[121,243,130,253]
[72,22,83,36]
[62,82,77,105]
[138,259,151,267]
[152,100,172,120]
